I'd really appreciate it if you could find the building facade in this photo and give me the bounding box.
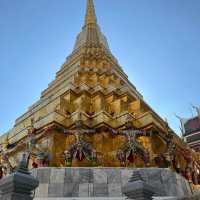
[182,109,200,152]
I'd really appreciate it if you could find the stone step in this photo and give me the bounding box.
[34,198,127,200]
[153,197,178,200]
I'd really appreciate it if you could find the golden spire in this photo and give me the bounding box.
[72,0,118,66]
[85,0,97,26]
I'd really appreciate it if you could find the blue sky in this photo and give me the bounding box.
[0,0,199,135]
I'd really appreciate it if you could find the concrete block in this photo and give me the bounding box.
[88,183,94,197]
[37,168,51,183]
[107,169,121,184]
[79,183,89,197]
[79,168,93,183]
[48,183,64,197]
[121,169,132,186]
[108,183,122,197]
[93,183,109,197]
[50,168,65,183]
[64,168,73,183]
[35,183,49,198]
[93,169,107,184]
[63,182,79,197]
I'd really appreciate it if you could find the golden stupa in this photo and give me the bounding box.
[0,0,200,185]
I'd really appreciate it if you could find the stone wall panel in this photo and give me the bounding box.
[33,168,193,198]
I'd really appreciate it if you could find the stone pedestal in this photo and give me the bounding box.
[0,154,39,200]
[153,197,178,200]
[122,171,155,200]
[32,168,192,198]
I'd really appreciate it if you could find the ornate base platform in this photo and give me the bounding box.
[32,168,192,199]
[34,198,126,200]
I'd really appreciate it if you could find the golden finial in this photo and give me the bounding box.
[85,0,97,26]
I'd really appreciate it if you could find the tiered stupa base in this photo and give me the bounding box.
[32,167,192,199]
